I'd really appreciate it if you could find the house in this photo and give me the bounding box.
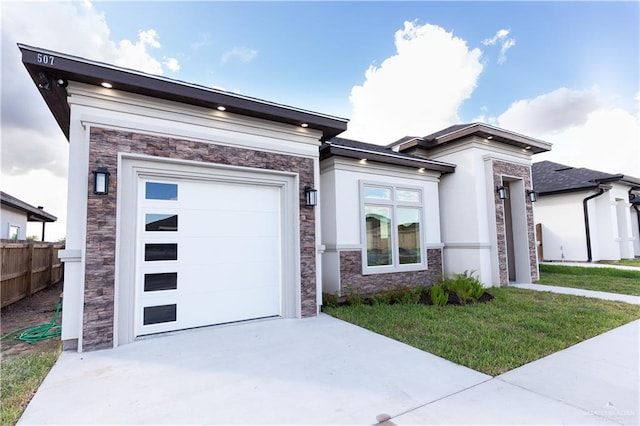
[0,191,57,241]
[19,44,550,352]
[532,160,640,262]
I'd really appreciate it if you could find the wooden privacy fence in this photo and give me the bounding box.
[1,241,65,308]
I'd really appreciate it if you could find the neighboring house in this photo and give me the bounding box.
[19,44,550,352]
[532,161,640,262]
[0,191,57,241]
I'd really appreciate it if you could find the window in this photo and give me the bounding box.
[362,183,424,273]
[8,225,20,241]
[145,214,178,231]
[145,182,178,200]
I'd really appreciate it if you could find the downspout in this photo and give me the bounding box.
[583,185,611,262]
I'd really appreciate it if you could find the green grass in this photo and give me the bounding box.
[324,287,640,376]
[537,264,640,296]
[598,259,640,268]
[1,348,60,426]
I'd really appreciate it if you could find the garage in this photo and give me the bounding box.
[135,176,284,337]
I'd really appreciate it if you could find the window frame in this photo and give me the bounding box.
[360,181,427,275]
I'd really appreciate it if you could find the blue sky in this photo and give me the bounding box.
[1,1,639,240]
[94,1,638,118]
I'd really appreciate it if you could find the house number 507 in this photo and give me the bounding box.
[37,53,55,65]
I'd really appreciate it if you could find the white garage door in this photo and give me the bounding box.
[135,177,282,336]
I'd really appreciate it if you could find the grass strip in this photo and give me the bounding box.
[1,348,60,426]
[538,264,640,296]
[598,259,640,268]
[324,287,640,376]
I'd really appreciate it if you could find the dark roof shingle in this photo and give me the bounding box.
[532,161,640,195]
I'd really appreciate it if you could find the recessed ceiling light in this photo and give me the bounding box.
[217,106,226,111]
[300,123,309,128]
[486,135,494,140]
[359,158,367,164]
[101,82,113,89]
[525,146,531,150]
[418,168,425,173]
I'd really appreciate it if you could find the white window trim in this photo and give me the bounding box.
[8,224,21,240]
[359,181,427,275]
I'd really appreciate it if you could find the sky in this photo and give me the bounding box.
[1,1,639,241]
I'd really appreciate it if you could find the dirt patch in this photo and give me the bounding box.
[1,281,63,358]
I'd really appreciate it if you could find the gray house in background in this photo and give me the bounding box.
[0,191,57,241]
[532,161,640,262]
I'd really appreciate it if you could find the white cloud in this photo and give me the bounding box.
[482,29,515,64]
[1,1,182,239]
[221,47,258,64]
[163,57,181,73]
[497,87,603,135]
[344,21,483,145]
[498,88,640,176]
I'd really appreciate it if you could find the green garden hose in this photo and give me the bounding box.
[1,298,62,344]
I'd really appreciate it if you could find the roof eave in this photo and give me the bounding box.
[426,123,552,154]
[320,144,456,174]
[19,44,348,142]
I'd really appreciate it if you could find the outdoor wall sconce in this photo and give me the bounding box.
[93,167,110,195]
[496,186,509,200]
[305,186,318,207]
[527,190,538,203]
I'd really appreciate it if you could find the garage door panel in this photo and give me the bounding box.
[177,237,280,266]
[182,183,279,211]
[177,266,280,294]
[177,211,280,238]
[136,176,284,337]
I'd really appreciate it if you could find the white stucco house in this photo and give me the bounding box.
[532,161,640,262]
[0,191,57,241]
[20,44,551,352]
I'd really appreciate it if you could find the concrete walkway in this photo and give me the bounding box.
[541,261,640,271]
[19,314,640,425]
[511,283,640,304]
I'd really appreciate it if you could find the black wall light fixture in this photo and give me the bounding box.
[527,190,538,203]
[93,167,110,195]
[496,186,509,200]
[305,186,318,207]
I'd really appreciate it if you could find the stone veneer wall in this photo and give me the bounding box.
[338,248,443,295]
[83,127,316,351]
[492,160,538,286]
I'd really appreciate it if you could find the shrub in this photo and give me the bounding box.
[322,292,339,308]
[441,270,484,304]
[430,284,449,306]
[345,288,364,306]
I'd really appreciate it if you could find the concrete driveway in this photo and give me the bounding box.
[19,315,639,425]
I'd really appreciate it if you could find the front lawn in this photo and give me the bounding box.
[1,347,60,426]
[537,264,640,296]
[324,287,640,376]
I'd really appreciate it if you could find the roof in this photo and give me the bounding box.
[321,137,456,174]
[18,44,348,141]
[532,161,640,196]
[0,192,57,222]
[388,122,552,154]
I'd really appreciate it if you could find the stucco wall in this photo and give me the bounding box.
[0,206,27,240]
[535,183,637,262]
[426,138,538,286]
[534,192,589,261]
[320,157,443,295]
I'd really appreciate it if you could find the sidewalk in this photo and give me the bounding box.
[541,261,640,271]
[511,283,640,305]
